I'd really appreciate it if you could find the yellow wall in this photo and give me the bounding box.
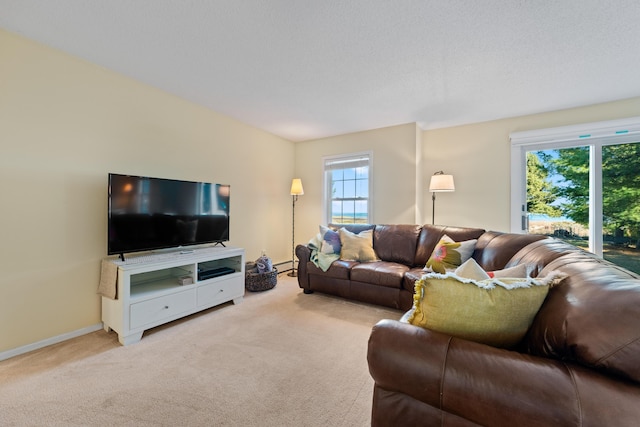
[293,98,640,247]
[421,97,640,231]
[0,30,294,353]
[294,123,419,242]
[4,26,640,356]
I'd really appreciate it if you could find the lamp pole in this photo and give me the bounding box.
[288,178,304,277]
[432,192,436,225]
[288,194,298,277]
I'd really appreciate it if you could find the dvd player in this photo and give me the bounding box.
[198,266,235,281]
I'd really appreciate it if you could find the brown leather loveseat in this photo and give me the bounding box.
[296,223,640,426]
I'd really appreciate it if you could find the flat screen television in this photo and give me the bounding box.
[108,173,230,257]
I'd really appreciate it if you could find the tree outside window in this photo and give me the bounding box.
[526,143,640,274]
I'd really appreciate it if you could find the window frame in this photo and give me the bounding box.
[510,116,640,256]
[322,151,373,225]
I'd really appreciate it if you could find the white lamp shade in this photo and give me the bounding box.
[429,174,455,192]
[290,178,304,196]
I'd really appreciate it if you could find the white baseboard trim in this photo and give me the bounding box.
[0,323,104,362]
[274,260,294,273]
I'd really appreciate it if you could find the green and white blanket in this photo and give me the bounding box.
[308,234,340,272]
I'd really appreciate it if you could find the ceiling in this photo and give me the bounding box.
[2,1,640,142]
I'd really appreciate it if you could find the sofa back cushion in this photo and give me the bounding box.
[372,224,422,265]
[328,223,375,234]
[503,237,579,277]
[473,231,547,272]
[524,252,640,384]
[414,225,485,267]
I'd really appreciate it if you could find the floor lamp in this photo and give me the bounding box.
[288,178,304,277]
[429,171,455,225]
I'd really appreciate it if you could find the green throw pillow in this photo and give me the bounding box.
[425,235,477,273]
[407,272,564,348]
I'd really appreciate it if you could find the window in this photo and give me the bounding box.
[323,152,372,224]
[511,117,640,274]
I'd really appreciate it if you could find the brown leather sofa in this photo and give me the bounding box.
[295,223,545,311]
[367,233,640,426]
[296,223,640,426]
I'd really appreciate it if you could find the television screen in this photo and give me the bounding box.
[108,174,230,256]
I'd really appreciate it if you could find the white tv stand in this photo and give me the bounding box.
[101,246,245,345]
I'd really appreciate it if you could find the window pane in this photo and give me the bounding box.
[343,200,355,222]
[355,200,368,223]
[343,179,356,198]
[331,201,343,223]
[343,168,356,180]
[602,142,640,274]
[356,166,368,179]
[526,147,589,250]
[356,179,368,198]
[332,169,343,181]
[332,180,343,198]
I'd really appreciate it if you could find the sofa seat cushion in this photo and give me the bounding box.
[351,262,409,288]
[403,267,425,291]
[306,259,358,280]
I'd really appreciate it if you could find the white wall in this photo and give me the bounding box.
[0,30,294,353]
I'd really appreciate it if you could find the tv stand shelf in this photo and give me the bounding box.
[101,246,245,345]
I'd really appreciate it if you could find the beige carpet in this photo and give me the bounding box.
[0,275,402,426]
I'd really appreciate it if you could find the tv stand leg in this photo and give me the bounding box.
[119,332,144,346]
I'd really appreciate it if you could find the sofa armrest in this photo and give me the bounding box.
[367,319,452,407]
[367,319,640,426]
[295,244,311,289]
